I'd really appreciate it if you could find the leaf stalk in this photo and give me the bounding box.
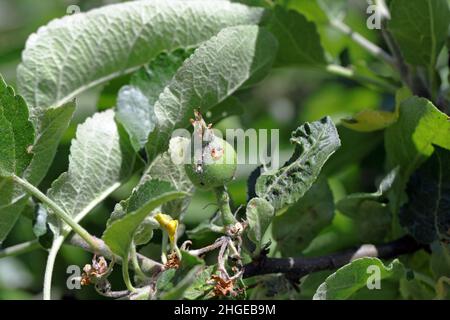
[0,239,41,258]
[12,175,100,252]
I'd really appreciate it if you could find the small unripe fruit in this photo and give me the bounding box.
[185,136,237,189]
[184,111,237,189]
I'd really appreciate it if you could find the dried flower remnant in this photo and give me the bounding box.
[185,110,237,189]
[209,275,244,298]
[164,251,181,270]
[80,256,110,286]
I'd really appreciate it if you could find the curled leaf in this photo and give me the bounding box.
[155,213,179,246]
[342,109,398,132]
[256,116,340,210]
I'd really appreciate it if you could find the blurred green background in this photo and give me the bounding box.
[0,0,396,299]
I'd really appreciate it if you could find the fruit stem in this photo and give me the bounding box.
[122,248,136,293]
[214,185,237,227]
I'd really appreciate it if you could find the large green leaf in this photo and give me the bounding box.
[313,258,405,300]
[246,197,275,247]
[0,75,34,177]
[23,103,75,185]
[117,51,246,153]
[272,178,334,256]
[385,97,450,213]
[17,0,264,129]
[116,52,188,152]
[256,116,340,210]
[400,146,450,244]
[0,75,34,242]
[385,98,450,178]
[47,110,135,235]
[103,180,186,259]
[268,6,326,66]
[388,0,450,68]
[147,25,278,158]
[0,103,74,243]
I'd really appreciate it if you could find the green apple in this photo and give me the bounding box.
[185,135,237,189]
